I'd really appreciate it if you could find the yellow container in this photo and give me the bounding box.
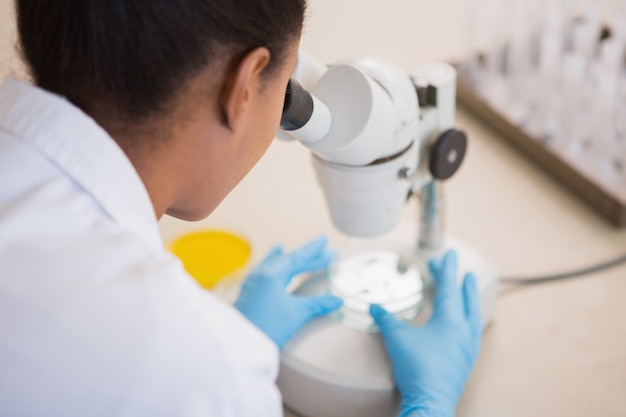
[169,230,251,290]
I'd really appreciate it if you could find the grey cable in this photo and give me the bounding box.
[500,254,626,285]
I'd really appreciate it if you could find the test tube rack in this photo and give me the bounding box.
[456,0,626,227]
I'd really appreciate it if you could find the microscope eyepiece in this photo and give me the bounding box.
[281,78,314,131]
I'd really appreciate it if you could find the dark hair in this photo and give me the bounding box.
[16,0,305,121]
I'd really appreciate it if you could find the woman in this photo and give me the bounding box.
[0,0,482,416]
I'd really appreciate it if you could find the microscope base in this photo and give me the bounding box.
[279,235,498,417]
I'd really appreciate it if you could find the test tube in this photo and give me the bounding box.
[527,1,565,143]
[481,0,509,108]
[558,0,576,39]
[501,6,529,123]
[561,53,588,161]
[594,38,625,184]
[611,1,626,189]
[609,0,626,41]
[461,0,481,86]
[615,93,626,180]
[539,3,566,77]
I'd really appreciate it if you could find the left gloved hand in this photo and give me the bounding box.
[234,236,344,349]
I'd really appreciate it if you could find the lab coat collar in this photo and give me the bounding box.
[0,78,163,250]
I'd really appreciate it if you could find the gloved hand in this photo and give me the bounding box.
[235,236,344,349]
[370,250,483,417]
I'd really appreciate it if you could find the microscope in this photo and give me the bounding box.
[277,52,499,417]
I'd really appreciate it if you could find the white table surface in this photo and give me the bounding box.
[3,1,626,416]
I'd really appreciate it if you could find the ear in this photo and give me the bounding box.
[220,47,271,131]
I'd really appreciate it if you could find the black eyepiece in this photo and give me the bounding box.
[281,78,314,131]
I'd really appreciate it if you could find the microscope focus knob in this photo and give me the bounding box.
[429,129,467,180]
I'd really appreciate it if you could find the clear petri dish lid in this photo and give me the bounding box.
[327,240,432,332]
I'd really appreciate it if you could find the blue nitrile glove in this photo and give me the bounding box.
[370,250,483,417]
[235,236,344,349]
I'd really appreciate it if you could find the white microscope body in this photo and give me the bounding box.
[277,52,499,417]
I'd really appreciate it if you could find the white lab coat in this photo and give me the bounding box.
[0,79,282,417]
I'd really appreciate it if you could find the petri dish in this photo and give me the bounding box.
[169,230,251,290]
[327,241,432,332]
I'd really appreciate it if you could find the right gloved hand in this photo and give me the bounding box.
[370,250,483,417]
